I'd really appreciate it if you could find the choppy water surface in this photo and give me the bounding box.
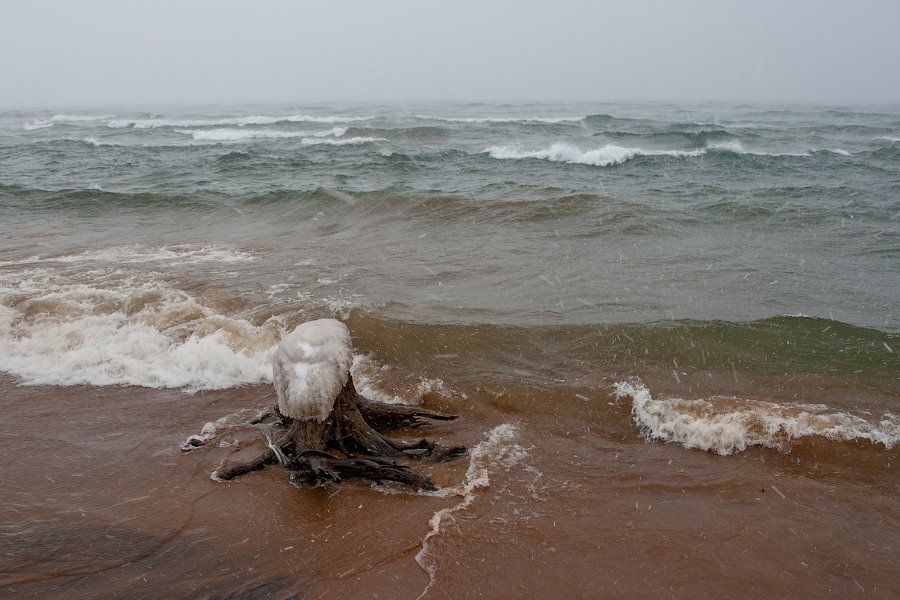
[1,102,898,598]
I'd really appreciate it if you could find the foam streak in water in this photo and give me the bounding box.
[415,424,527,599]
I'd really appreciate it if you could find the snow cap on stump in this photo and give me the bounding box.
[273,318,353,422]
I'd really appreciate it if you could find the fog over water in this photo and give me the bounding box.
[1,0,899,107]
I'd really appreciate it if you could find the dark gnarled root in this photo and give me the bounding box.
[289,451,438,491]
[201,376,465,490]
[357,398,458,429]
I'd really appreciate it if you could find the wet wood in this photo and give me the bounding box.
[195,374,464,490]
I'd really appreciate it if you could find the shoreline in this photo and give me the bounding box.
[2,374,898,598]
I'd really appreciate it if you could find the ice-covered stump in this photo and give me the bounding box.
[187,318,465,491]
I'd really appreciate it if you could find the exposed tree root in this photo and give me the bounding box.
[193,374,465,491]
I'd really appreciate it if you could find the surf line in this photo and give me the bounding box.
[414,423,527,599]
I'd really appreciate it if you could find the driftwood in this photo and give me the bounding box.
[189,374,465,491]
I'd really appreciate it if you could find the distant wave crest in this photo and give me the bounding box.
[417,115,584,124]
[173,126,384,145]
[107,114,372,129]
[175,126,348,141]
[485,139,839,166]
[23,114,113,130]
[486,142,703,166]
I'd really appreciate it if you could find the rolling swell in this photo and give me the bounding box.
[0,184,223,212]
[346,311,900,385]
[598,129,740,147]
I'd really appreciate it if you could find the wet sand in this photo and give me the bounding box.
[2,374,898,599]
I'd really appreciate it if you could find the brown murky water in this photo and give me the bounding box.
[3,372,897,599]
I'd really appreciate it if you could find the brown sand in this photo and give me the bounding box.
[1,375,898,599]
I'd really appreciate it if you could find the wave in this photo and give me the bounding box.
[601,129,739,147]
[345,126,450,142]
[107,114,372,129]
[81,136,123,147]
[172,127,383,145]
[0,244,257,267]
[0,244,386,390]
[0,184,221,211]
[22,114,113,130]
[485,139,837,166]
[305,137,384,146]
[0,252,275,390]
[174,126,347,141]
[705,140,811,157]
[614,378,899,454]
[485,143,703,166]
[416,115,584,124]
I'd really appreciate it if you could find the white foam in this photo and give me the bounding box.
[81,136,115,147]
[614,378,900,454]
[418,115,584,124]
[299,136,384,146]
[0,246,277,390]
[49,244,256,265]
[0,288,280,390]
[486,142,703,166]
[351,354,460,405]
[415,424,527,599]
[22,121,54,131]
[172,128,381,145]
[181,407,265,451]
[706,140,811,157]
[108,115,371,129]
[23,114,112,130]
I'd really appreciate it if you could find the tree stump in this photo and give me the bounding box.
[205,375,464,491]
[184,319,465,491]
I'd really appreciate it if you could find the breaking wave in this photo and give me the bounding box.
[107,114,372,129]
[417,115,584,124]
[614,378,899,454]
[22,114,113,130]
[485,139,835,166]
[173,127,383,145]
[0,245,278,390]
[174,127,348,142]
[486,143,703,166]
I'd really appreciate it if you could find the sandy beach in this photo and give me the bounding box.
[3,371,898,599]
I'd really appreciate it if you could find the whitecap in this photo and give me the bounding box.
[173,127,372,144]
[613,378,899,454]
[418,115,584,124]
[486,142,703,166]
[706,140,811,157]
[299,136,384,146]
[23,114,113,130]
[108,114,372,129]
[0,245,275,390]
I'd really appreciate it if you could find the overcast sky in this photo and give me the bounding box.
[2,0,898,108]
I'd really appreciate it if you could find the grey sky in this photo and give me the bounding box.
[2,0,898,108]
